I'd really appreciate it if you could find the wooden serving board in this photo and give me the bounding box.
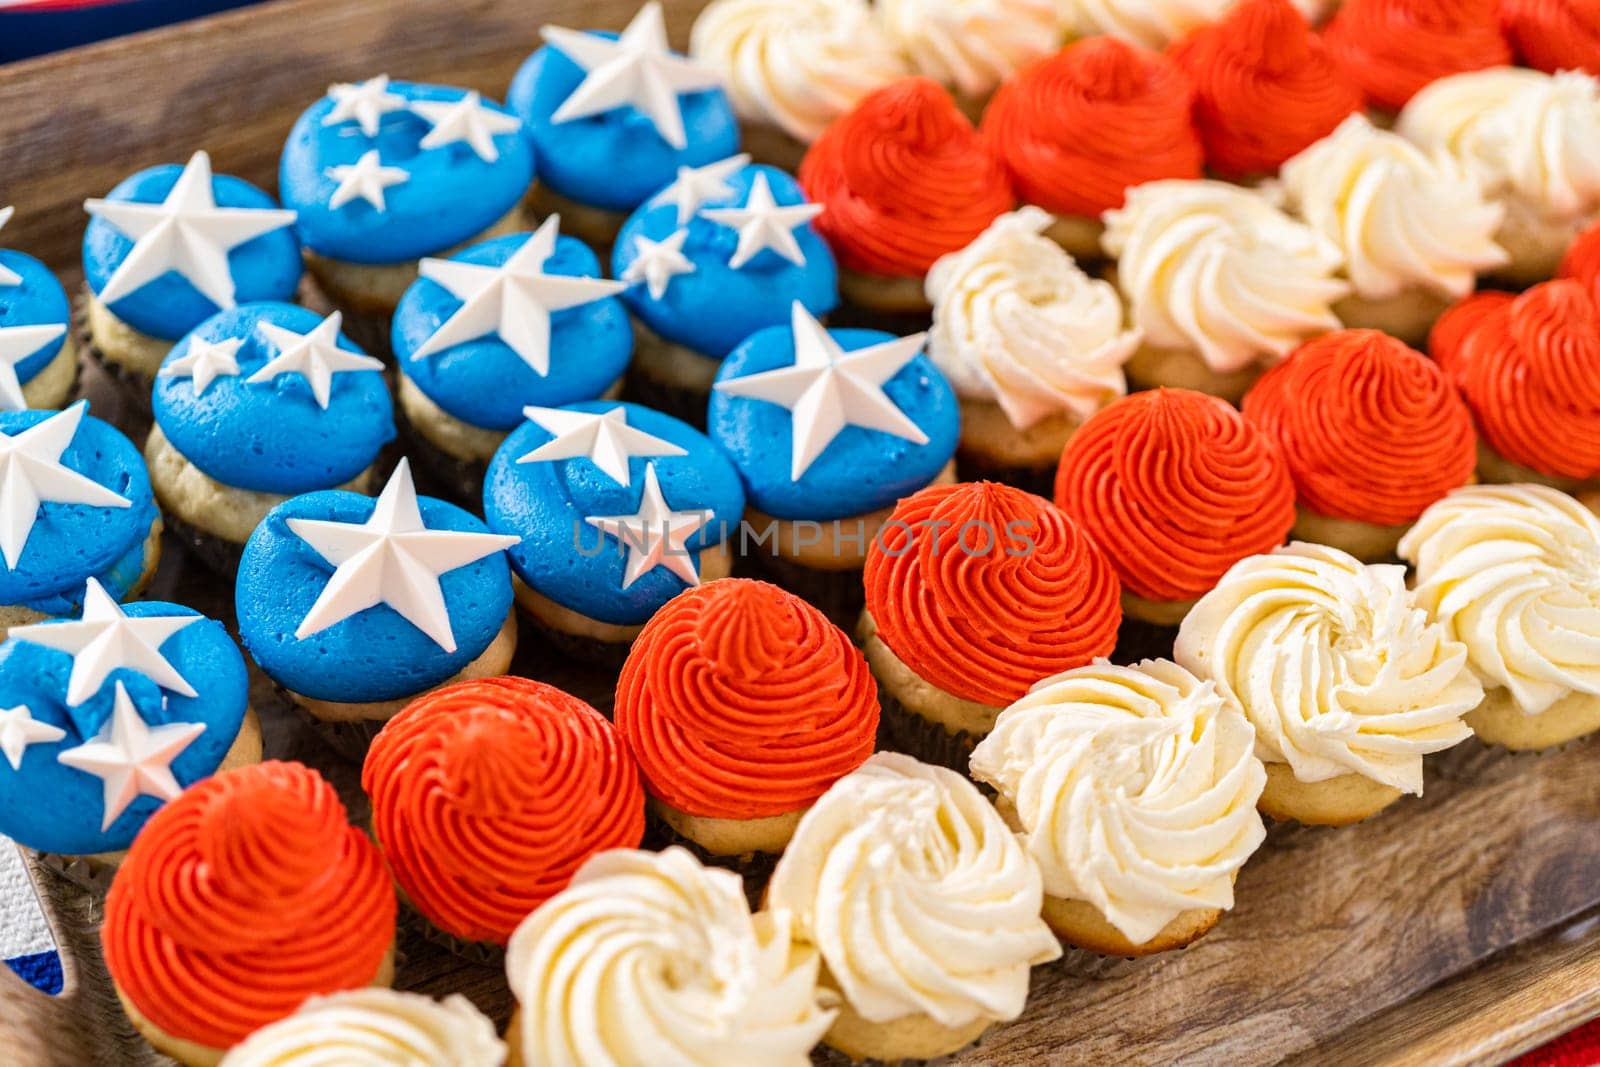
[3,2,1600,1064]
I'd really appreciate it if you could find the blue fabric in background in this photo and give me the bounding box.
[1,0,266,63]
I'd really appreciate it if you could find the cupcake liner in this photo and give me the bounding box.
[953,451,1057,499]
[1260,816,1330,852]
[621,363,709,430]
[643,811,780,912]
[875,691,980,776]
[272,683,388,765]
[1111,615,1179,666]
[1052,946,1147,982]
[74,290,154,432]
[160,510,246,577]
[398,901,507,968]
[741,550,863,631]
[393,407,488,509]
[31,850,117,896]
[519,609,634,672]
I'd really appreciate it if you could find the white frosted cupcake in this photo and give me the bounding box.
[875,0,1062,117]
[1176,542,1482,826]
[219,990,504,1066]
[970,659,1266,958]
[1061,0,1334,49]
[1400,485,1600,751]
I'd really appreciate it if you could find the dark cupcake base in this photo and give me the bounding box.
[399,903,507,967]
[621,365,710,430]
[269,683,389,765]
[519,609,634,672]
[393,407,489,509]
[875,691,981,776]
[74,292,154,434]
[161,511,245,578]
[954,451,1057,499]
[739,550,864,631]
[32,850,116,896]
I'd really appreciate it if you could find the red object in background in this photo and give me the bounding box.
[1513,1016,1600,1066]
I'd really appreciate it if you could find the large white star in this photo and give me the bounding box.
[0,206,20,287]
[516,404,686,487]
[0,402,133,571]
[542,1,723,151]
[11,578,200,707]
[83,151,297,311]
[410,217,624,375]
[714,302,929,480]
[410,91,523,163]
[247,311,384,410]
[286,459,519,652]
[700,172,823,270]
[585,463,710,589]
[622,229,695,300]
[0,323,67,411]
[0,705,65,772]
[323,74,408,137]
[326,150,410,212]
[56,681,205,831]
[651,153,750,225]
[158,335,242,397]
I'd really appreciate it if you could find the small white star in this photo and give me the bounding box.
[159,335,242,397]
[542,2,724,150]
[56,681,205,831]
[714,302,929,480]
[0,705,65,772]
[622,229,696,300]
[323,74,408,137]
[585,463,710,589]
[516,405,686,487]
[410,91,524,163]
[0,402,133,571]
[700,172,823,270]
[651,153,750,225]
[0,322,67,411]
[0,207,20,287]
[247,311,384,410]
[326,150,410,212]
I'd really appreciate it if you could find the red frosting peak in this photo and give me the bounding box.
[1500,0,1600,75]
[1558,219,1600,302]
[1322,0,1511,111]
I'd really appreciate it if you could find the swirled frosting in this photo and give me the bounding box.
[689,0,911,143]
[1322,0,1510,112]
[363,677,645,946]
[925,208,1139,428]
[1499,0,1600,77]
[103,762,396,1051]
[614,579,878,819]
[1062,0,1232,48]
[1175,543,1481,792]
[981,37,1202,220]
[1399,484,1600,714]
[875,0,1061,99]
[1559,219,1600,300]
[218,991,504,1067]
[969,659,1266,945]
[767,753,1060,1027]
[1054,389,1296,603]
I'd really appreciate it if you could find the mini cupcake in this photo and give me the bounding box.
[800,78,1013,313]
[504,847,836,1067]
[1499,0,1600,75]
[1241,330,1477,560]
[147,303,394,573]
[1054,389,1297,626]
[393,218,630,500]
[873,0,1062,119]
[482,401,744,663]
[509,2,741,247]
[219,990,504,1067]
[1559,217,1600,300]
[0,402,161,635]
[970,659,1266,956]
[925,208,1139,490]
[1176,542,1481,825]
[860,482,1122,769]
[1103,180,1348,402]
[363,677,645,951]
[613,579,878,859]
[767,753,1061,1063]
[613,160,836,423]
[103,761,397,1066]
[1321,0,1510,114]
[82,152,301,414]
[0,206,77,411]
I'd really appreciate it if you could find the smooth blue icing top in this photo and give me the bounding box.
[707,325,960,521]
[508,34,739,213]
[281,80,535,264]
[612,164,837,359]
[236,489,514,703]
[393,232,632,431]
[0,603,249,854]
[82,166,302,342]
[483,401,744,625]
[0,406,157,611]
[0,252,70,381]
[152,303,395,496]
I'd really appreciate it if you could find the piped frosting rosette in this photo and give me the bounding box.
[874,0,1062,101]
[1322,0,1510,112]
[1499,0,1600,76]
[218,990,504,1067]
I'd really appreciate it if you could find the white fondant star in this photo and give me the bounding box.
[0,402,132,571]
[700,172,823,270]
[622,230,695,300]
[0,207,20,287]
[286,460,519,652]
[326,150,409,212]
[542,2,723,150]
[410,217,625,375]
[516,404,686,487]
[158,335,242,397]
[11,579,200,707]
[651,154,750,226]
[0,705,65,772]
[714,302,929,480]
[83,151,297,311]
[410,91,523,163]
[323,74,408,137]
[0,323,67,411]
[585,463,709,589]
[56,681,205,831]
[248,311,383,410]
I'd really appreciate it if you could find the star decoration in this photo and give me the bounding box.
[158,335,242,397]
[410,91,523,163]
[0,402,133,571]
[0,206,20,287]
[622,230,695,300]
[11,578,200,707]
[651,154,750,226]
[585,463,710,589]
[0,322,67,411]
[516,404,686,487]
[410,216,624,375]
[323,74,408,137]
[286,459,519,652]
[248,311,384,410]
[700,172,823,270]
[714,302,929,480]
[83,151,297,311]
[326,150,409,212]
[542,2,723,150]
[56,682,205,831]
[0,705,65,772]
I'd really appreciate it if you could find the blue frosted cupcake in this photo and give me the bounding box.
[146,302,394,574]
[483,400,744,664]
[0,206,77,411]
[508,1,739,246]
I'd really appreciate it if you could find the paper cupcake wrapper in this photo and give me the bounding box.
[73,287,153,434]
[1053,946,1147,982]
[875,692,981,776]
[620,364,709,432]
[161,510,245,578]
[271,684,387,765]
[32,849,116,896]
[519,610,633,672]
[953,450,1057,499]
[643,812,778,912]
[392,409,487,511]
[741,550,864,632]
[398,902,506,968]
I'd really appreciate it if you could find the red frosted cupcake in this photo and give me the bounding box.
[1500,0,1600,75]
[981,38,1202,260]
[860,481,1122,769]
[363,677,644,953]
[103,762,395,1066]
[1054,389,1296,626]
[1322,0,1511,113]
[799,77,1012,314]
[1242,330,1476,560]
[1559,219,1600,301]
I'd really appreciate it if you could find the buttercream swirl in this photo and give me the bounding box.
[1054,389,1296,603]
[103,762,396,1051]
[1322,0,1510,112]
[1175,543,1481,792]
[969,659,1266,945]
[1499,0,1600,77]
[1559,218,1600,300]
[767,753,1060,1028]
[1062,0,1232,49]
[218,990,505,1067]
[614,579,878,820]
[875,0,1061,99]
[363,677,645,946]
